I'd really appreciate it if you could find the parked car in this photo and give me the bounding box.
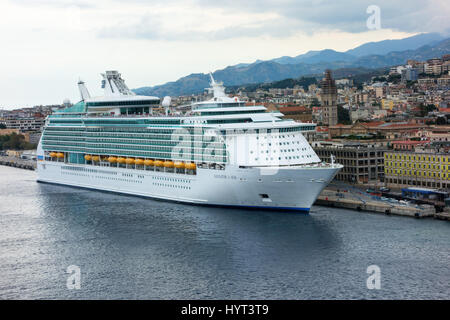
[380,187,390,192]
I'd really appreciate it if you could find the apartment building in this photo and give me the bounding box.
[384,151,450,189]
[313,141,386,184]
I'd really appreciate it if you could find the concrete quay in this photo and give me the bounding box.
[316,189,436,218]
[0,156,36,170]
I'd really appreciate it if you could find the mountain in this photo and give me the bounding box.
[270,33,445,65]
[133,37,450,97]
[345,32,445,57]
[349,38,450,68]
[271,49,356,65]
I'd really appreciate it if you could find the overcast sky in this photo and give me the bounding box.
[0,0,449,108]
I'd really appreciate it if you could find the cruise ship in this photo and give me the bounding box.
[36,71,342,212]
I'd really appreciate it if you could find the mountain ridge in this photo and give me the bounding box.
[133,34,449,97]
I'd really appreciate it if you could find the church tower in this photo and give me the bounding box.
[320,70,338,126]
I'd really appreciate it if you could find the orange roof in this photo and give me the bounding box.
[393,140,429,145]
[362,121,385,127]
[278,106,308,112]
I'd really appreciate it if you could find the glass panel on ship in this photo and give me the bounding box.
[42,117,229,175]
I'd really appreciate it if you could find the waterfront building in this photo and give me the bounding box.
[2,116,45,132]
[384,150,450,189]
[277,105,312,123]
[313,141,386,184]
[392,140,429,151]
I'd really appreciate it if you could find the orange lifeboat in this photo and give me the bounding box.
[50,152,57,158]
[154,160,164,167]
[117,157,126,164]
[56,152,64,158]
[92,156,100,162]
[126,158,135,165]
[108,156,117,163]
[134,158,144,165]
[185,162,196,170]
[174,161,185,169]
[144,159,154,166]
[163,161,174,168]
[84,154,92,161]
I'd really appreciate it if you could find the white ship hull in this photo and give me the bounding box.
[37,161,341,212]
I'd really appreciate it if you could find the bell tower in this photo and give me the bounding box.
[320,69,338,126]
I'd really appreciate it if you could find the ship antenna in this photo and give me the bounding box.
[209,72,216,85]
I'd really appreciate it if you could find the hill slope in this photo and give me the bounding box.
[133,37,450,97]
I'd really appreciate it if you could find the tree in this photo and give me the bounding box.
[436,116,447,125]
[337,105,351,125]
[419,103,437,117]
[0,123,6,129]
[387,74,401,84]
[0,132,37,150]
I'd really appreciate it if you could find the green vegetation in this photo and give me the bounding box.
[419,103,437,117]
[436,116,449,125]
[0,123,6,129]
[0,133,36,150]
[335,133,385,140]
[387,74,401,84]
[405,80,417,88]
[337,105,351,125]
[228,77,317,93]
[372,76,386,82]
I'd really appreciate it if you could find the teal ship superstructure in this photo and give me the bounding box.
[37,71,342,211]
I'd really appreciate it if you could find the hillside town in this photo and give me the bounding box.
[1,55,450,209]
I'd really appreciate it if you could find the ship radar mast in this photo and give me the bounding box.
[101,70,136,97]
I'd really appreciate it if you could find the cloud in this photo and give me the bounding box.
[94,0,450,41]
[98,14,306,41]
[10,0,95,9]
[10,0,450,40]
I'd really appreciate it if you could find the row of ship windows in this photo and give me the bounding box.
[44,139,225,150]
[386,163,450,170]
[385,154,449,162]
[61,165,194,182]
[61,165,117,175]
[257,133,309,139]
[224,127,313,134]
[153,182,191,190]
[44,142,226,154]
[45,129,310,140]
[152,176,191,184]
[44,134,217,143]
[254,155,315,161]
[385,169,450,179]
[87,128,190,134]
[252,149,314,154]
[61,171,144,183]
[84,139,223,147]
